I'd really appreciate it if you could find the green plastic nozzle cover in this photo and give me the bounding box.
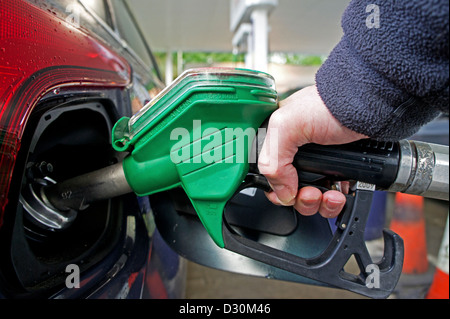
[112,68,278,247]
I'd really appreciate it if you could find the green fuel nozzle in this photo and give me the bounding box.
[112,68,278,247]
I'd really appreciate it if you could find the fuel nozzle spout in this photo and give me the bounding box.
[42,162,132,213]
[20,162,132,231]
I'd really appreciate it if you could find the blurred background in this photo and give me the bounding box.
[127,0,349,95]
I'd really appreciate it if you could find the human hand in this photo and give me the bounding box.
[258,85,368,218]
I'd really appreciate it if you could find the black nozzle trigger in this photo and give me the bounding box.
[222,178,404,299]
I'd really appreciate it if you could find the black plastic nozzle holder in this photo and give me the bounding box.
[222,179,404,299]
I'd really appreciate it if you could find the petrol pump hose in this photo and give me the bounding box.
[37,68,449,298]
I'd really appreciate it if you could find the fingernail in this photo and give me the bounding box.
[301,199,318,209]
[270,183,295,205]
[325,199,342,211]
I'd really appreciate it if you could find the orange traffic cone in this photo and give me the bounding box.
[426,214,449,299]
[390,193,428,274]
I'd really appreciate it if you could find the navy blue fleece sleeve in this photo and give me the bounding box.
[315,0,449,141]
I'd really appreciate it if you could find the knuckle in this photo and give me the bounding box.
[268,110,284,128]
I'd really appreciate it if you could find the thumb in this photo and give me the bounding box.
[257,115,299,205]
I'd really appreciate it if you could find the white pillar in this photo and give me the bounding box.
[250,8,269,72]
[177,50,183,75]
[232,23,253,69]
[165,50,173,86]
[245,29,254,69]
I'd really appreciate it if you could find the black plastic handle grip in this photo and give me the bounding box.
[293,139,401,189]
